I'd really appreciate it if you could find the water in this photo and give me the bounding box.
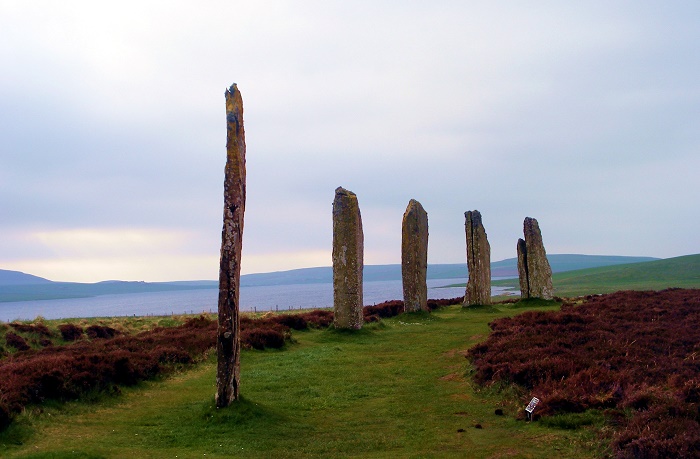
[0,278,516,321]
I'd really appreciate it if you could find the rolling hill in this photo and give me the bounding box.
[0,270,51,286]
[493,253,700,296]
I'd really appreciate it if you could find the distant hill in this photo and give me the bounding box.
[240,254,657,286]
[0,254,660,302]
[0,269,52,286]
[491,254,658,278]
[492,254,700,296]
[240,264,466,286]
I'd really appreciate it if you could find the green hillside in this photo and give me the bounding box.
[493,254,700,296]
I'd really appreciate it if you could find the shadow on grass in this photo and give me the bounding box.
[14,452,105,459]
[401,310,440,321]
[0,419,32,449]
[193,395,312,449]
[539,410,605,430]
[504,298,561,309]
[14,451,107,459]
[460,304,502,313]
[0,390,126,456]
[318,321,384,337]
[201,395,285,427]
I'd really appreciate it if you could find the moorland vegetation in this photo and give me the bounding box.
[469,289,700,458]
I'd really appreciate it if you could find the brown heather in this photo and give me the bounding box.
[467,289,700,458]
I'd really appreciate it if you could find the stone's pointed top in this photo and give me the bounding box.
[225,84,241,101]
[225,83,243,116]
[405,199,426,214]
[335,186,356,197]
[465,210,483,227]
[524,216,538,227]
[523,217,543,236]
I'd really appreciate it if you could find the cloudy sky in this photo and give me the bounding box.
[1,1,698,282]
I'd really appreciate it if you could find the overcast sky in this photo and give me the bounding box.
[1,1,698,282]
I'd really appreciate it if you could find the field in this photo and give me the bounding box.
[0,301,604,458]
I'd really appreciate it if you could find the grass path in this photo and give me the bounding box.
[2,305,603,458]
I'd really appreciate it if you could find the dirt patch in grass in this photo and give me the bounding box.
[440,372,462,381]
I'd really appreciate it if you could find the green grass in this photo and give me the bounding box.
[492,253,700,297]
[0,303,607,458]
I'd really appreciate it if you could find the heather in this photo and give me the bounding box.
[467,289,700,458]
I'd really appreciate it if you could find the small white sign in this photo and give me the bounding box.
[525,397,540,413]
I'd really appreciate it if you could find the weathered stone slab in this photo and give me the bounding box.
[517,217,554,299]
[332,187,364,329]
[216,83,246,407]
[517,238,529,298]
[464,210,491,306]
[402,199,429,312]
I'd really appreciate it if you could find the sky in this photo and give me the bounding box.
[1,1,699,282]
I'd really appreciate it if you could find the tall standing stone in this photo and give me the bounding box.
[402,199,429,312]
[332,187,364,329]
[517,217,554,299]
[464,210,491,306]
[216,83,246,407]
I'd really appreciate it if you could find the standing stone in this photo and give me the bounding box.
[464,210,491,306]
[216,83,246,408]
[517,238,529,298]
[402,199,429,312]
[332,187,364,329]
[517,217,554,299]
